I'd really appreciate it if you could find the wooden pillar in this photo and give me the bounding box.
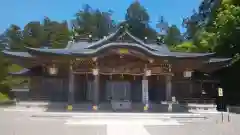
[92,67,100,110]
[142,66,150,108]
[68,63,75,105]
[165,75,172,101]
[142,75,149,105]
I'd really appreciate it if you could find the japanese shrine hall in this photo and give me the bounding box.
[3,26,231,110]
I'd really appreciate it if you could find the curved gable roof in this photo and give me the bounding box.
[65,26,168,53]
[24,42,215,58]
[2,26,219,59]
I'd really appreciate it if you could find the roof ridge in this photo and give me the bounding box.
[86,28,122,49]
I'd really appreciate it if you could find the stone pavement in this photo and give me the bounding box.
[0,107,240,135]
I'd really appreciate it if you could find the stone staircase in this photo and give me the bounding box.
[13,101,218,113]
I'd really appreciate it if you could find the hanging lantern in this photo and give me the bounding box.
[183,70,192,78]
[148,59,154,63]
[145,69,151,76]
[48,64,58,75]
[92,68,99,76]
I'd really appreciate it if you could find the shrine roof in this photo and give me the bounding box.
[9,68,31,76]
[2,49,231,64]
[208,58,232,63]
[2,51,33,58]
[2,26,227,59]
[8,66,42,76]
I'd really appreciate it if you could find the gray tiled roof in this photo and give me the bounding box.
[2,50,33,58]
[9,68,30,75]
[208,58,232,63]
[2,26,228,60]
[23,42,215,58]
[66,41,91,49]
[65,28,167,53]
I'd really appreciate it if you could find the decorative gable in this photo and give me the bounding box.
[115,32,142,44]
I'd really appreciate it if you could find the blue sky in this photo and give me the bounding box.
[0,0,202,33]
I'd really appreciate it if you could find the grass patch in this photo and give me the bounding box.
[0,92,9,102]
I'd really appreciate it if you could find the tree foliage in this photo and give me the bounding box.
[164,25,182,46]
[6,25,24,51]
[182,0,240,104]
[125,1,157,39]
[73,4,116,39]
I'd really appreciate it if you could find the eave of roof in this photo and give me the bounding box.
[9,66,42,76]
[2,50,33,58]
[198,58,232,73]
[25,43,215,58]
[208,58,232,63]
[8,68,31,76]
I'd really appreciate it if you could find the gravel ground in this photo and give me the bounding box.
[0,109,240,135]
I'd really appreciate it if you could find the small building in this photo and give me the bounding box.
[3,26,230,110]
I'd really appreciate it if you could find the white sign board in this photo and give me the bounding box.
[218,88,223,97]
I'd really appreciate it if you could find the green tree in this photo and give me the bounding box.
[46,21,70,48]
[0,33,11,97]
[164,25,182,46]
[22,21,43,48]
[185,1,240,104]
[0,32,8,50]
[6,25,24,51]
[125,1,157,40]
[171,41,199,52]
[73,4,115,39]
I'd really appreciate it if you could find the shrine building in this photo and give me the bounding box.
[3,26,231,111]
